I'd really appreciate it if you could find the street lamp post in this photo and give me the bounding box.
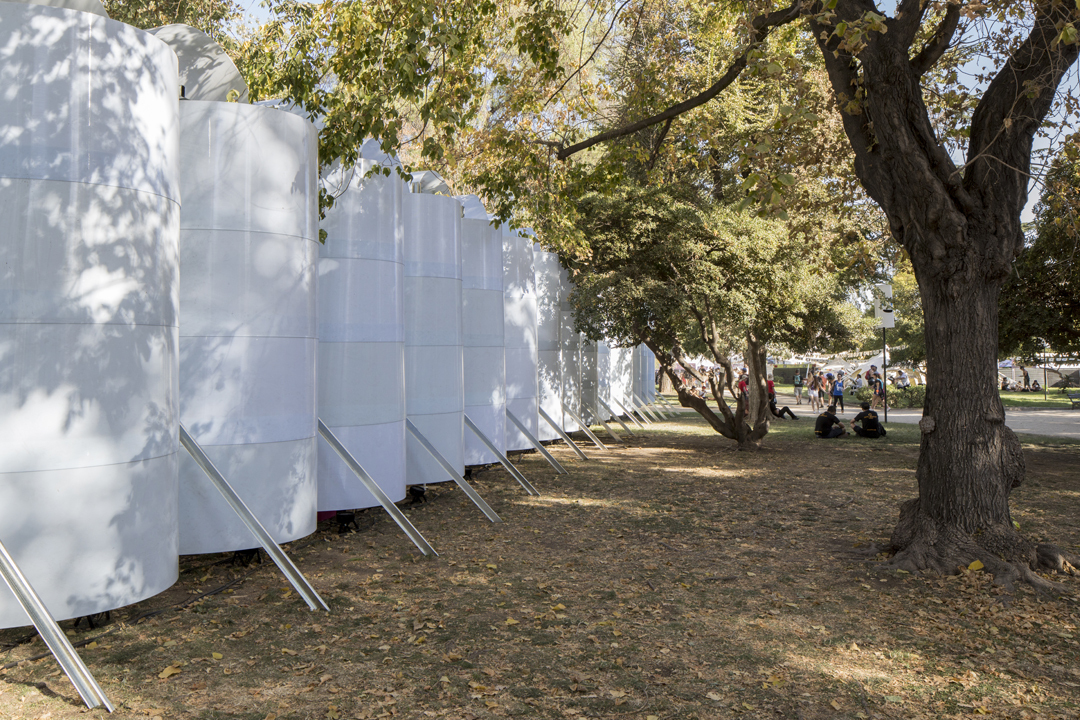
[875,283,895,424]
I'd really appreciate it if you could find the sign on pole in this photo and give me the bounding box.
[874,283,895,329]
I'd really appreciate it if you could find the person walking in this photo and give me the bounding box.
[830,373,845,413]
[793,370,803,405]
[807,371,820,411]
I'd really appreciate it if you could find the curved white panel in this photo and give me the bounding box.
[178,102,319,241]
[404,192,464,482]
[0,5,179,200]
[177,101,319,553]
[534,247,562,441]
[21,0,107,18]
[502,227,538,450]
[581,339,599,423]
[149,24,248,102]
[610,346,634,409]
[179,437,315,554]
[318,165,407,510]
[462,213,505,464]
[0,6,180,627]
[559,312,582,432]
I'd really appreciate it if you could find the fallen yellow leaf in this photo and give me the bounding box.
[281,648,298,656]
[831,699,842,710]
[212,652,223,660]
[706,692,722,701]
[609,690,625,698]
[968,559,985,571]
[158,665,182,680]
[505,618,519,626]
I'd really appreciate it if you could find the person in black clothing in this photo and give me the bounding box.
[769,397,797,420]
[850,401,886,438]
[814,405,846,438]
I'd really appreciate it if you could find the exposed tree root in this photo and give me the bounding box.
[887,499,1075,595]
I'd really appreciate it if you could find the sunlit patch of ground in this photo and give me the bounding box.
[0,412,1077,720]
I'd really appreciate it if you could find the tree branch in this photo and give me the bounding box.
[544,0,635,109]
[556,1,804,160]
[966,3,1080,213]
[910,3,960,76]
[644,116,673,172]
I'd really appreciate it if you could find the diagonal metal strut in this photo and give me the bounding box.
[406,419,502,522]
[318,419,437,556]
[505,409,568,474]
[0,540,114,711]
[464,414,539,496]
[560,400,607,450]
[179,424,329,612]
[538,406,588,460]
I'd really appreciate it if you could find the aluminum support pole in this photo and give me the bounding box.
[179,424,329,612]
[538,406,588,460]
[317,420,437,556]
[0,540,114,711]
[464,414,539,496]
[592,402,624,442]
[405,419,502,523]
[505,409,569,475]
[633,392,663,421]
[624,396,653,425]
[598,397,635,436]
[613,397,646,429]
[560,400,607,450]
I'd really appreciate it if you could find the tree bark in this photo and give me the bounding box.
[806,2,1080,583]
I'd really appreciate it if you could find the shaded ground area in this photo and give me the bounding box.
[1,415,1078,720]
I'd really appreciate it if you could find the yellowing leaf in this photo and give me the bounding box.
[609,690,625,698]
[281,648,298,656]
[212,652,223,660]
[486,564,497,570]
[158,665,182,679]
[505,618,519,626]
[968,559,985,571]
[551,603,566,611]
[86,641,98,649]
[706,692,722,701]
[831,699,842,710]
[162,640,177,647]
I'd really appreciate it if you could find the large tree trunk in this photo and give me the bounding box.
[807,5,1080,585]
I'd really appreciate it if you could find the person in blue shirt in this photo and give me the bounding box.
[829,373,845,413]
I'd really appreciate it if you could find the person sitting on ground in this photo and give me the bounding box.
[850,401,886,438]
[1031,379,1041,392]
[814,405,847,438]
[769,397,797,420]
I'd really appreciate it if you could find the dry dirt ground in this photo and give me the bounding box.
[1,413,1078,720]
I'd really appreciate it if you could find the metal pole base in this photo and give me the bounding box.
[0,540,114,711]
[317,420,437,556]
[179,424,329,612]
[406,419,502,522]
[538,406,588,460]
[464,414,539,495]
[505,409,569,474]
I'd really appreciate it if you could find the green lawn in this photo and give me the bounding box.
[997,389,1075,408]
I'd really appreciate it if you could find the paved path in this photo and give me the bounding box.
[655,395,1080,440]
[873,407,1080,440]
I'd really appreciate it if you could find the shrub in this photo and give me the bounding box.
[851,384,925,408]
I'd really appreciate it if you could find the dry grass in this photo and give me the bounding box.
[1,413,1078,720]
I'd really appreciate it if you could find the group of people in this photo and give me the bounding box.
[794,368,847,412]
[792,364,895,413]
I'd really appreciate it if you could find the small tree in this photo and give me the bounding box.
[568,183,859,449]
